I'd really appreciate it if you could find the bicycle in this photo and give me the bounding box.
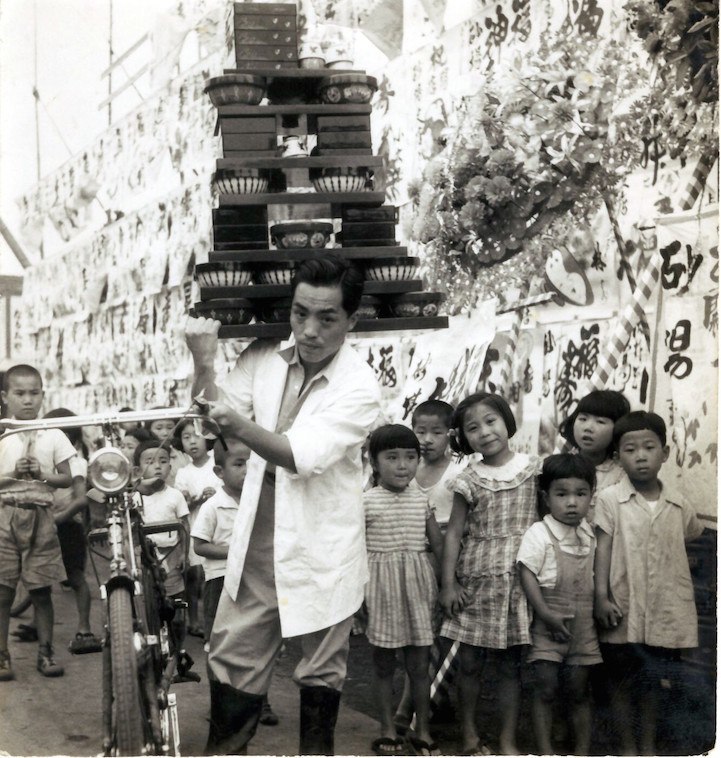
[1,403,220,756]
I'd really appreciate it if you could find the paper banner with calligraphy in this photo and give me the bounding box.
[652,206,718,523]
[389,299,496,423]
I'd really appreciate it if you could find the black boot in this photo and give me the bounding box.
[205,679,263,755]
[299,685,342,755]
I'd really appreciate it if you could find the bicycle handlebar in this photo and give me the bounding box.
[0,404,212,437]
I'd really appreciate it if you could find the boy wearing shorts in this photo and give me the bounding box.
[0,365,74,679]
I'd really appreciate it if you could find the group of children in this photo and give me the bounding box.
[0,362,706,757]
[363,390,703,756]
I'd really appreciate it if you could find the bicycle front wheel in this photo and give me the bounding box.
[108,587,145,755]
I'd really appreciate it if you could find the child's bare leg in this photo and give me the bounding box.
[458,643,485,752]
[372,645,398,739]
[0,584,15,651]
[404,645,432,744]
[393,674,413,730]
[29,586,54,647]
[565,666,592,755]
[186,566,202,630]
[66,567,92,634]
[495,648,522,755]
[531,661,558,755]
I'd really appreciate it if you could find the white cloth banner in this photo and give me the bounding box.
[390,299,496,422]
[653,206,718,524]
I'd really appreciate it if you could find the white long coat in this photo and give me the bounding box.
[219,338,382,637]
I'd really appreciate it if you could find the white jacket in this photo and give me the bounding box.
[219,338,382,637]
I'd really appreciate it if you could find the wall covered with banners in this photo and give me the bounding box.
[10,0,718,522]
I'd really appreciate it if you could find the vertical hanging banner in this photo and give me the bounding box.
[389,299,496,422]
[653,206,718,523]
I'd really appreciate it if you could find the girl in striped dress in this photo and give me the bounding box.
[440,393,540,755]
[364,424,444,756]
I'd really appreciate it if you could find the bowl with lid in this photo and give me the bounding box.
[318,74,377,104]
[204,74,267,106]
[270,221,333,249]
[386,291,446,318]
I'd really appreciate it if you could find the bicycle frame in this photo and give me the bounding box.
[1,405,214,756]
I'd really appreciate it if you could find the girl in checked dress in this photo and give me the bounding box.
[364,424,444,756]
[440,393,540,755]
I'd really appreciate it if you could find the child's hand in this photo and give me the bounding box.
[440,580,468,617]
[200,487,216,502]
[15,456,41,479]
[542,611,574,642]
[594,596,623,629]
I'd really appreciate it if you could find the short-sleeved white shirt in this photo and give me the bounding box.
[190,488,239,580]
[517,514,595,588]
[174,456,222,505]
[415,458,466,527]
[0,428,76,505]
[142,485,189,549]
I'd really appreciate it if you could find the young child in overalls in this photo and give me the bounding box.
[517,453,601,755]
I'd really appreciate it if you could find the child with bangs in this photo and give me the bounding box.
[440,393,540,755]
[560,390,630,513]
[364,424,444,756]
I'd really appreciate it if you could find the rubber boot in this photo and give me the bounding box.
[299,685,342,755]
[205,679,263,755]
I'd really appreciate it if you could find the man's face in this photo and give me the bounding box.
[2,375,43,420]
[290,283,357,368]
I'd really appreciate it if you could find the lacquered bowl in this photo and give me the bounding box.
[255,263,296,285]
[270,222,333,249]
[355,295,382,320]
[310,166,372,193]
[196,262,253,288]
[318,74,377,104]
[257,297,293,323]
[365,257,420,282]
[213,168,270,195]
[204,74,266,106]
[193,299,254,325]
[386,292,445,318]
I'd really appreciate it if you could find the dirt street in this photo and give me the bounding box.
[0,571,715,756]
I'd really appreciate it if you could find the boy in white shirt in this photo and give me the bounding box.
[0,364,74,680]
[192,437,278,725]
[175,419,222,638]
[134,440,198,682]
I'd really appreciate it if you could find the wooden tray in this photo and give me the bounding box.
[218,191,386,206]
[217,316,449,339]
[200,279,424,300]
[208,246,408,262]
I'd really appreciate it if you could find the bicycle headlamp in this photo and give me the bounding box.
[88,447,131,494]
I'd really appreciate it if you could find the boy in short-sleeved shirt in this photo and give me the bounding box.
[594,411,703,755]
[134,440,196,682]
[0,365,74,680]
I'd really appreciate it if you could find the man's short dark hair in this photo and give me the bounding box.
[412,400,454,429]
[613,411,667,448]
[2,364,42,391]
[290,253,365,316]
